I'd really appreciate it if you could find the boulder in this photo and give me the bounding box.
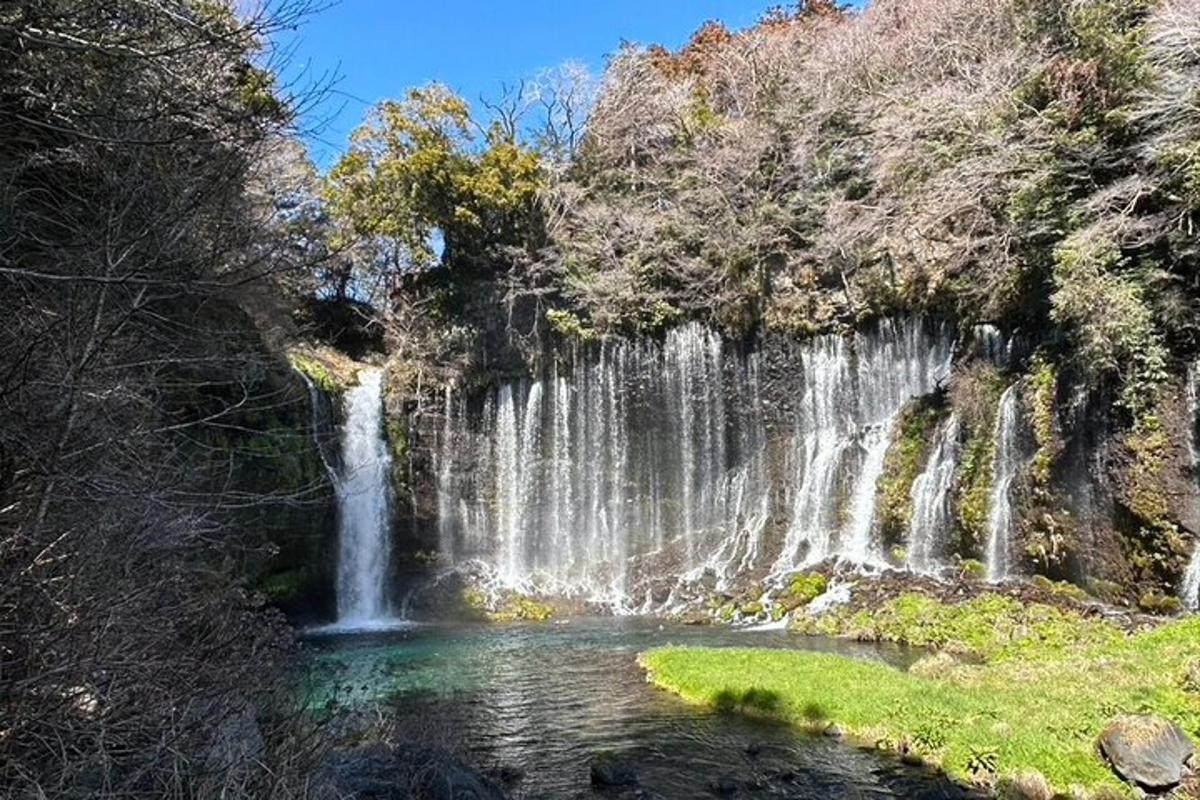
[1098,715,1194,792]
[589,751,639,786]
[711,774,739,796]
[317,742,508,800]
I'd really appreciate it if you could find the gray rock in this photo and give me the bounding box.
[1098,714,1195,792]
[318,742,507,800]
[711,775,739,795]
[589,752,639,786]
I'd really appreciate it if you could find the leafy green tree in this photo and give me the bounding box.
[324,83,543,296]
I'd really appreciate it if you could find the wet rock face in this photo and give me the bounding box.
[1098,715,1195,792]
[317,742,508,800]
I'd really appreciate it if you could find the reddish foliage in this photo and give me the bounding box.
[1044,56,1112,127]
[649,3,848,80]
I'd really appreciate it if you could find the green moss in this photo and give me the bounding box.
[489,595,555,623]
[959,559,987,580]
[545,308,597,341]
[1124,414,1173,529]
[386,418,408,463]
[258,569,308,603]
[1028,357,1059,486]
[739,601,764,617]
[459,586,489,620]
[1138,590,1183,616]
[875,398,946,545]
[784,573,829,606]
[1029,574,1089,603]
[462,587,554,622]
[385,417,410,502]
[791,592,1119,662]
[1086,578,1126,605]
[643,603,1200,796]
[953,366,1008,553]
[288,352,342,394]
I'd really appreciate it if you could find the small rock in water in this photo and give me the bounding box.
[711,775,739,796]
[590,752,639,787]
[496,764,523,783]
[1098,714,1195,792]
[318,742,507,800]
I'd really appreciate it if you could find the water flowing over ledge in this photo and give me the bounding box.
[334,369,395,627]
[434,318,954,609]
[1183,362,1200,611]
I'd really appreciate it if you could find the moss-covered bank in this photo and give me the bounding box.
[641,595,1200,797]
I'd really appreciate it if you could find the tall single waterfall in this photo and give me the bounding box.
[335,369,394,625]
[1182,363,1200,610]
[907,414,960,573]
[435,318,952,606]
[985,385,1022,582]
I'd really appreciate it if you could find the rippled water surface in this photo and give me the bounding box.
[303,618,976,799]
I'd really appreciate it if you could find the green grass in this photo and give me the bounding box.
[792,592,1122,661]
[641,597,1200,797]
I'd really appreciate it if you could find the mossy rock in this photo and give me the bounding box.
[490,595,555,623]
[459,587,555,622]
[739,601,764,618]
[258,569,309,603]
[875,398,947,543]
[1086,578,1126,605]
[785,573,829,605]
[1138,591,1183,616]
[288,352,343,394]
[959,559,987,580]
[1029,574,1090,602]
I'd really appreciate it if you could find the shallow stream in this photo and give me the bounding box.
[304,618,978,799]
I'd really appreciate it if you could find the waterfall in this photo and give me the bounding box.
[1184,550,1200,612]
[435,318,952,607]
[1182,363,1200,610]
[907,414,960,573]
[984,385,1021,582]
[972,324,1010,367]
[296,370,340,485]
[334,368,395,626]
[773,318,954,570]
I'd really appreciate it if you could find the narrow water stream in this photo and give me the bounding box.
[304,618,978,799]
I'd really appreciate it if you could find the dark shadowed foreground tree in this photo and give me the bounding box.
[0,1,333,796]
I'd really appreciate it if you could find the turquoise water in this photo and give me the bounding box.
[303,617,976,799]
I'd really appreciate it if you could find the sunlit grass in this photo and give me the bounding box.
[640,597,1200,797]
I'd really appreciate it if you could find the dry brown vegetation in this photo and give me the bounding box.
[538,0,1199,427]
[0,1,336,796]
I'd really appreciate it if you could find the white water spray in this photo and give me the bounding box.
[334,369,395,625]
[985,385,1021,582]
[435,318,953,606]
[907,414,960,573]
[1182,363,1200,610]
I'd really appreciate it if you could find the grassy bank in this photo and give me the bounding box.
[640,596,1200,797]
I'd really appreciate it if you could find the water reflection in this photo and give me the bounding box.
[304,618,978,799]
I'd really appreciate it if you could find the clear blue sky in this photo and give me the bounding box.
[280,1,813,169]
